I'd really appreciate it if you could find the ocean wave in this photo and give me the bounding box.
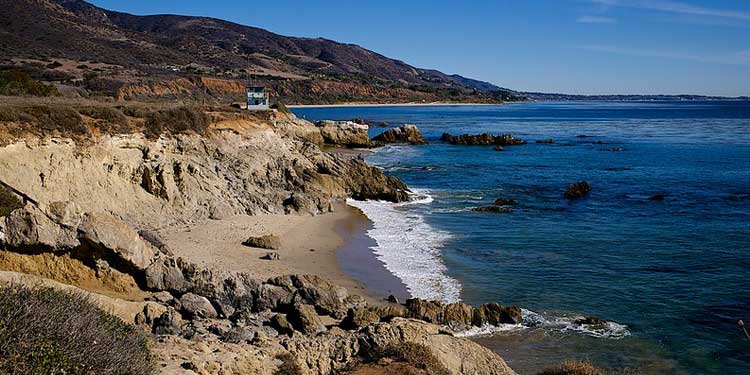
[346,189,461,303]
[456,308,630,340]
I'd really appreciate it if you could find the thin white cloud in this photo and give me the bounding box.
[577,15,617,24]
[577,44,750,65]
[592,0,750,21]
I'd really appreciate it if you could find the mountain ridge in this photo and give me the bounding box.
[0,0,521,104]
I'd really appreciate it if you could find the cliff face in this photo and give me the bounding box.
[0,110,407,228]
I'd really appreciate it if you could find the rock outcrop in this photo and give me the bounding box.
[0,111,408,230]
[315,120,372,148]
[440,132,526,146]
[564,181,591,200]
[242,234,281,250]
[372,124,427,145]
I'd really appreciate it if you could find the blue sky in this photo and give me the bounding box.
[89,0,750,96]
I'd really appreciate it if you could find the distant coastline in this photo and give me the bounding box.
[289,102,502,108]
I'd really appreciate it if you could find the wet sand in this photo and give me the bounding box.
[157,202,408,304]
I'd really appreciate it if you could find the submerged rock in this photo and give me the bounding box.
[536,139,555,144]
[472,206,513,213]
[648,194,666,201]
[564,181,591,200]
[242,234,280,250]
[372,124,427,145]
[493,198,518,206]
[440,132,526,146]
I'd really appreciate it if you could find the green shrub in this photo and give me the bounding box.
[144,106,209,139]
[0,185,23,217]
[78,106,132,134]
[0,70,59,97]
[24,106,89,136]
[0,284,155,374]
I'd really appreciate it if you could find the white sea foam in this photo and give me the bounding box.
[456,308,630,340]
[346,189,461,303]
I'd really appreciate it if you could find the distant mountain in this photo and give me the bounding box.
[0,0,522,104]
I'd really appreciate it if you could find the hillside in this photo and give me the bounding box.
[0,0,523,104]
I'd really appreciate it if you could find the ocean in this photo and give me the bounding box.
[293,101,750,374]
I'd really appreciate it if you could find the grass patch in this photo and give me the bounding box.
[144,106,209,139]
[0,70,59,97]
[0,284,154,374]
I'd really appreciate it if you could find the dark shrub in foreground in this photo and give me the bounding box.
[271,102,291,114]
[144,106,209,139]
[0,284,154,374]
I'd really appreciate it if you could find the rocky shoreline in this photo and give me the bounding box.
[0,106,524,374]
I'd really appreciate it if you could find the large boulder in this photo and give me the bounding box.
[472,303,522,326]
[340,306,381,330]
[372,125,427,145]
[242,234,280,250]
[2,204,79,250]
[315,120,371,148]
[269,274,351,317]
[78,212,158,271]
[179,292,218,319]
[287,303,326,335]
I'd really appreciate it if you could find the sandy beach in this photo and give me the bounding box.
[156,202,409,305]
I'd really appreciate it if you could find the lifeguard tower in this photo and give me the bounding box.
[246,86,269,110]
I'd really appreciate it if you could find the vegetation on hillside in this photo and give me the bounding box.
[0,285,154,374]
[0,70,59,97]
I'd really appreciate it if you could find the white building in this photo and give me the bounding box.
[247,86,269,110]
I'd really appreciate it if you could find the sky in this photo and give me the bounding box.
[88,0,750,96]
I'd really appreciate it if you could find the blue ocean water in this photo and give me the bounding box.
[293,102,750,374]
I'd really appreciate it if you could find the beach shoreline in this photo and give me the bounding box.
[156,202,407,305]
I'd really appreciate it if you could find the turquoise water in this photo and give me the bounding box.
[293,102,750,374]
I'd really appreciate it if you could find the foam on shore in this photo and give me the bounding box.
[456,308,630,340]
[346,189,462,303]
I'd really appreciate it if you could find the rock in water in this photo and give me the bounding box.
[493,198,518,206]
[649,194,666,201]
[242,234,281,250]
[494,145,505,151]
[440,132,526,146]
[564,181,591,200]
[472,206,513,213]
[372,124,427,145]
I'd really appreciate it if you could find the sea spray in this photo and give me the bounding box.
[346,189,462,303]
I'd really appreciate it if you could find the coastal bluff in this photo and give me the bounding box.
[0,105,516,375]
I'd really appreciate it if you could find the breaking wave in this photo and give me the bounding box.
[346,189,461,303]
